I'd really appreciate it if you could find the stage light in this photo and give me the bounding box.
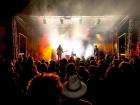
[79,18,82,24]
[97,18,101,25]
[43,16,46,24]
[60,18,64,24]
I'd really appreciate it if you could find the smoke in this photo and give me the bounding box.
[20,0,140,16]
[34,16,122,59]
[15,0,140,60]
[16,15,126,60]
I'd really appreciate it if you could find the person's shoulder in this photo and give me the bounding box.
[79,99,92,105]
[61,99,92,105]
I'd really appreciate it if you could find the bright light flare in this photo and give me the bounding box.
[35,16,124,60]
[96,34,104,42]
[42,16,94,59]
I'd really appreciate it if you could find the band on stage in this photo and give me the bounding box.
[56,44,100,61]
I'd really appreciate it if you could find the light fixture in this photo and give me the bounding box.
[43,16,46,24]
[97,18,101,25]
[60,18,64,24]
[79,18,82,24]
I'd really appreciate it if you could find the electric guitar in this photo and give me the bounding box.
[63,50,68,53]
[57,50,68,55]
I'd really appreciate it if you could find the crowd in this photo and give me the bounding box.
[0,52,137,105]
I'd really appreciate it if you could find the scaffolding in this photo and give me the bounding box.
[12,16,19,60]
[12,17,28,59]
[126,18,135,57]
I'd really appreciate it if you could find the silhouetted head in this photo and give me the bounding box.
[26,73,63,104]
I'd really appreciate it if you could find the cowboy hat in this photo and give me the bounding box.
[62,75,87,98]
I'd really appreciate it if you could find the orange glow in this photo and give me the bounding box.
[38,34,54,61]
[94,43,114,53]
[120,53,126,56]
[42,45,53,62]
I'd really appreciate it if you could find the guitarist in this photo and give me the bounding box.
[57,44,63,61]
[94,45,99,61]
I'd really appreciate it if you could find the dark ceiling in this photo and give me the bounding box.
[0,0,140,17]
